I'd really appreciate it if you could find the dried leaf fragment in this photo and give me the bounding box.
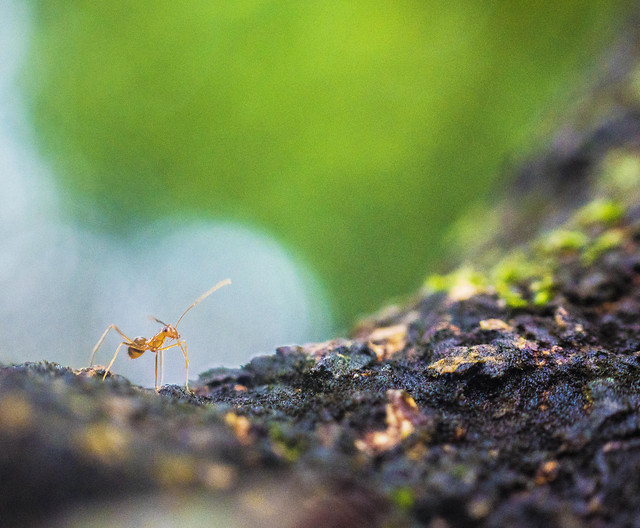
[355,390,427,455]
[479,319,513,332]
[225,412,252,445]
[366,324,408,361]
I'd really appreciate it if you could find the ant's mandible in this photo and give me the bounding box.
[89,279,231,392]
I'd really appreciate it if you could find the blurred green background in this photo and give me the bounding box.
[22,1,634,327]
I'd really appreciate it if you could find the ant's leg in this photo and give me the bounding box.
[154,342,189,391]
[155,343,179,390]
[102,342,126,381]
[90,324,134,366]
[159,349,165,387]
[178,340,189,392]
[154,353,158,392]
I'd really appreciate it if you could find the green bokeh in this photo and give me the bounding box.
[22,1,632,326]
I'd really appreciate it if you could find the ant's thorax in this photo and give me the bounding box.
[147,325,180,351]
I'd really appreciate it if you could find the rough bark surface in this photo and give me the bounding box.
[4,22,640,528]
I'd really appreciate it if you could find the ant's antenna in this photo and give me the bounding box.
[174,278,231,328]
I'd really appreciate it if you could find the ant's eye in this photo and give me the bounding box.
[163,326,170,333]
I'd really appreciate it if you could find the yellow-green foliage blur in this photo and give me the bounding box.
[22,1,633,325]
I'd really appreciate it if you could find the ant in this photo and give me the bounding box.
[89,279,231,392]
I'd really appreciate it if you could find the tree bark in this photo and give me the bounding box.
[4,20,640,528]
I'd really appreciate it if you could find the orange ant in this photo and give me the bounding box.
[89,279,231,392]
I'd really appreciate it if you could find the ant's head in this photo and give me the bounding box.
[162,325,180,340]
[152,317,180,339]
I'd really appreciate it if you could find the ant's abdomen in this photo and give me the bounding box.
[128,336,147,359]
[128,347,145,359]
